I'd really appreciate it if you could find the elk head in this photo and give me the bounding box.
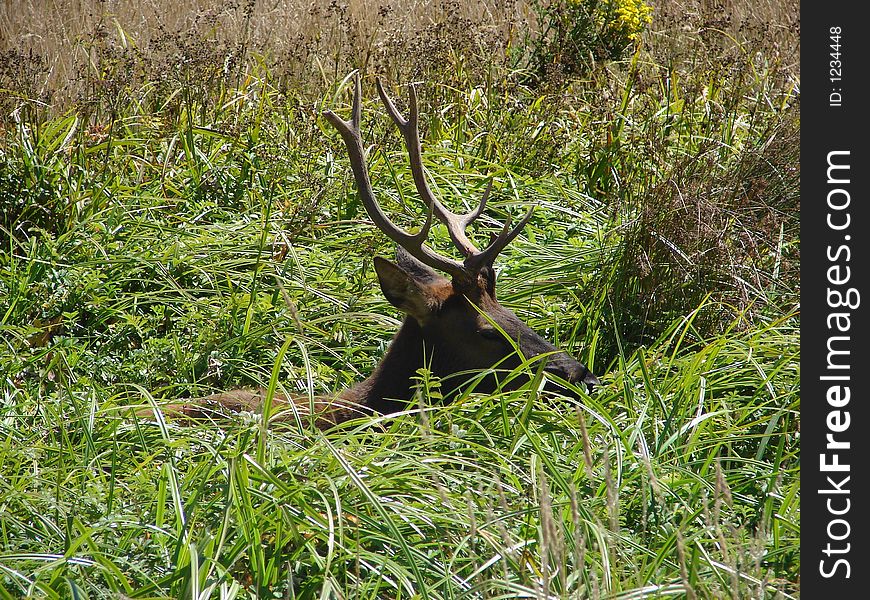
[323,76,598,408]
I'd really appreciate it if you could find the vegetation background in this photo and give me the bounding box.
[1,0,799,597]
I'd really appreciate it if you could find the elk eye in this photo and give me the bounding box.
[478,328,503,341]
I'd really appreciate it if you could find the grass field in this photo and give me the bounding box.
[1,1,800,597]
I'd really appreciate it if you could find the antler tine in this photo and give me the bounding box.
[376,78,486,258]
[466,206,536,272]
[323,74,464,277]
[376,79,533,272]
[348,72,361,129]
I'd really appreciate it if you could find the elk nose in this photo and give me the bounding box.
[544,358,600,393]
[567,362,600,392]
[579,366,600,391]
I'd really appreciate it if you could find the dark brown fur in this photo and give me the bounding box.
[151,250,596,429]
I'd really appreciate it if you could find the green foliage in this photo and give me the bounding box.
[0,314,798,598]
[0,1,798,597]
[527,0,653,80]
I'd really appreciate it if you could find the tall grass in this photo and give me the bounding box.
[1,0,799,597]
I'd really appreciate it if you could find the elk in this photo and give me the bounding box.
[156,76,598,429]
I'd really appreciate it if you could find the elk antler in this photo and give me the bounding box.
[323,74,533,281]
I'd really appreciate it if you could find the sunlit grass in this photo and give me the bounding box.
[0,0,799,596]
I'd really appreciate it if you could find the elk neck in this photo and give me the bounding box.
[341,316,428,414]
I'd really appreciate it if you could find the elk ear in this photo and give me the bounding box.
[373,256,442,321]
[394,247,442,283]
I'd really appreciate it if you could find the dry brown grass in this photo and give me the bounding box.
[1,0,798,110]
[1,0,521,108]
[650,0,799,61]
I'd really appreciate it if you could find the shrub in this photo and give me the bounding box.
[527,0,653,81]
